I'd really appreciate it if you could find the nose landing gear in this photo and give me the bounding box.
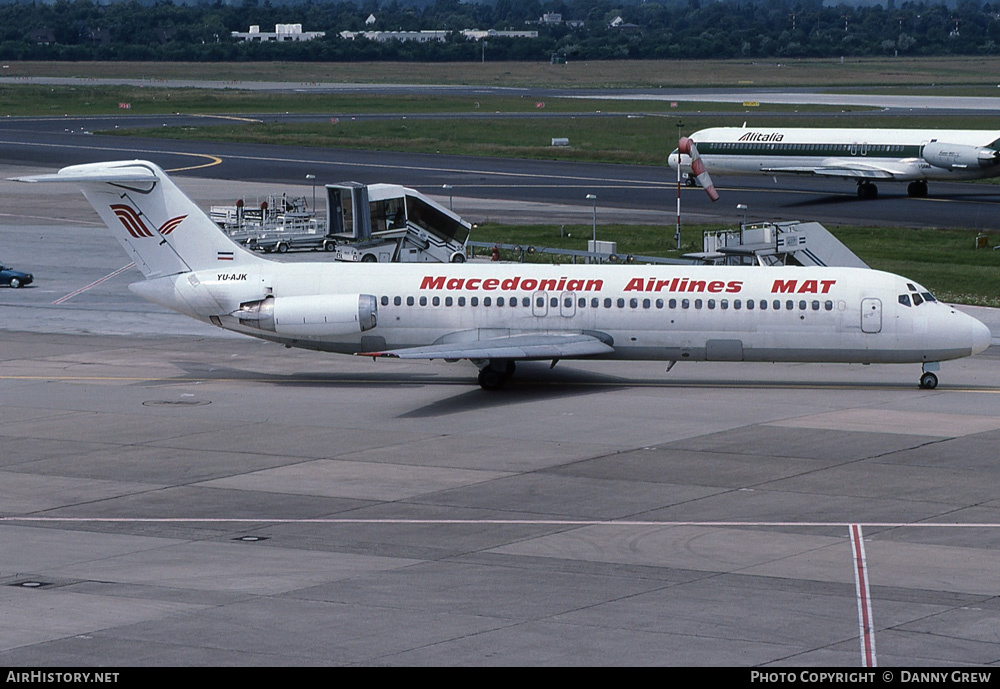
[919,362,940,390]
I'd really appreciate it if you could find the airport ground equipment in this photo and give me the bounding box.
[212,183,470,263]
[686,221,869,268]
[211,194,334,253]
[326,182,469,264]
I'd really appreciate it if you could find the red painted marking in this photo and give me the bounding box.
[158,215,186,236]
[851,524,877,667]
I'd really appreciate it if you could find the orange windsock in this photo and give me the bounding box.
[678,137,719,202]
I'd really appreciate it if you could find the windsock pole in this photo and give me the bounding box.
[675,135,719,250]
[675,142,682,250]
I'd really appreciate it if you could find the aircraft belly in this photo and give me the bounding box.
[741,346,972,364]
[603,325,961,364]
[706,156,762,174]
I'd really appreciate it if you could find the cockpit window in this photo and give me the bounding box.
[912,293,924,306]
[922,292,937,303]
[898,294,911,307]
[906,283,917,291]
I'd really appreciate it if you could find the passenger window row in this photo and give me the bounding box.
[712,143,907,154]
[380,295,836,312]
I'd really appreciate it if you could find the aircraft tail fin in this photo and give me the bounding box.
[15,160,265,278]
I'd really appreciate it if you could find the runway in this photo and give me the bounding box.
[6,75,1000,113]
[2,167,1000,666]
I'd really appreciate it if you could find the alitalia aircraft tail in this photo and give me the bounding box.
[16,160,264,278]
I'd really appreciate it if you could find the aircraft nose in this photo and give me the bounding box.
[970,315,993,355]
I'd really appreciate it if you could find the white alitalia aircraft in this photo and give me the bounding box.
[18,160,992,390]
[668,127,1000,199]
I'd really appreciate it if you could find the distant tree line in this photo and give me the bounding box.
[0,0,998,61]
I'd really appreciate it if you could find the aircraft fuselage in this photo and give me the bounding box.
[668,127,1000,197]
[136,261,989,367]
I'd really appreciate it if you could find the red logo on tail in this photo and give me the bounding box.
[158,216,186,235]
[111,204,186,238]
[111,204,153,238]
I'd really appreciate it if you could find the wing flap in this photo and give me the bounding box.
[368,333,614,361]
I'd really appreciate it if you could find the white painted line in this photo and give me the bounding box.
[52,263,134,304]
[0,212,103,225]
[3,518,1000,528]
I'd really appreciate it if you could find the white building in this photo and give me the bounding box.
[339,28,538,42]
[461,29,539,40]
[339,30,449,43]
[232,24,326,42]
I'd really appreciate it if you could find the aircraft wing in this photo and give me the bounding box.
[759,163,896,179]
[367,332,614,361]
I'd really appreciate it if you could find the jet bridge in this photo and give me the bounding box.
[326,182,469,263]
[685,221,868,268]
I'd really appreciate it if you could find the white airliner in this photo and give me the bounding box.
[17,160,992,389]
[668,127,1000,199]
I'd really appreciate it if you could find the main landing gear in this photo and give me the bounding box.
[857,180,929,199]
[907,180,928,198]
[857,181,878,199]
[477,360,516,390]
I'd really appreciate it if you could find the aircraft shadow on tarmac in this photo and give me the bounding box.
[781,190,1000,210]
[161,358,627,388]
[147,359,628,418]
[782,194,878,209]
[397,379,621,419]
[152,358,969,418]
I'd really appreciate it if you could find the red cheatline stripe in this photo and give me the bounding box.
[851,524,877,667]
[53,263,135,305]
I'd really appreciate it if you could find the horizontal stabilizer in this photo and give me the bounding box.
[14,164,158,185]
[368,333,615,361]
